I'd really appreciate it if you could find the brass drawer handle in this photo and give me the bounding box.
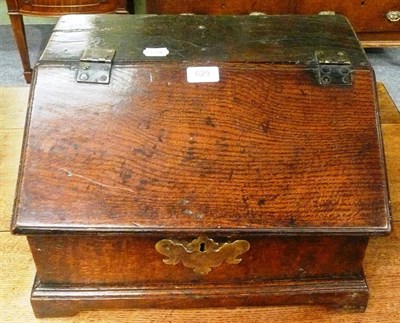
[155,235,250,275]
[386,11,400,22]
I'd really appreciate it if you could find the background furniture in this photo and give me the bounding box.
[146,0,400,47]
[6,0,129,83]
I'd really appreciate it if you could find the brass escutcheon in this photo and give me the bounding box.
[155,235,250,275]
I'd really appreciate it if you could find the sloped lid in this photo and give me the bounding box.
[12,14,389,234]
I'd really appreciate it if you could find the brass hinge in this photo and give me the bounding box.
[314,50,353,86]
[77,48,115,84]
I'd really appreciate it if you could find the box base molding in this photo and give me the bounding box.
[31,276,369,318]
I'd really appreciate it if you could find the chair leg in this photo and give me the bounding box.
[8,13,32,83]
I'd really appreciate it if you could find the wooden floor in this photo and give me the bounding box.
[0,84,399,322]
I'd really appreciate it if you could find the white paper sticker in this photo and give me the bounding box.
[143,47,169,57]
[187,66,220,83]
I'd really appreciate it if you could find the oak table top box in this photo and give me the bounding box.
[147,0,400,47]
[11,14,391,318]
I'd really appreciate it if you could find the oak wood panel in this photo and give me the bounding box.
[30,277,370,317]
[13,66,389,233]
[1,84,393,234]
[1,84,395,234]
[14,15,390,235]
[28,234,367,284]
[42,14,369,66]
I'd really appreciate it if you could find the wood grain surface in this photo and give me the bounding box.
[0,84,399,321]
[13,66,389,233]
[14,14,392,235]
[42,14,369,66]
[28,234,368,284]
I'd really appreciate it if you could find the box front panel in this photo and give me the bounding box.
[28,234,368,285]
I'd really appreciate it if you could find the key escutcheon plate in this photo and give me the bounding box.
[155,235,250,275]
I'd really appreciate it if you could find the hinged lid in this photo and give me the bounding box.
[12,14,390,235]
[39,14,371,67]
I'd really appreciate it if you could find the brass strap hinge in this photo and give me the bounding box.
[77,48,115,84]
[314,50,353,86]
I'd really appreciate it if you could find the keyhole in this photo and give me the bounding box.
[199,243,205,252]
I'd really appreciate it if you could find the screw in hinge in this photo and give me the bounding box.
[342,76,351,84]
[339,66,351,84]
[321,75,332,85]
[320,65,332,84]
[321,66,331,74]
[340,67,349,74]
[79,73,89,81]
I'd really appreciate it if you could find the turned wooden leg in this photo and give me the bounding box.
[8,13,32,83]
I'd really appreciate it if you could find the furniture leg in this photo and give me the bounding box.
[8,13,32,83]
